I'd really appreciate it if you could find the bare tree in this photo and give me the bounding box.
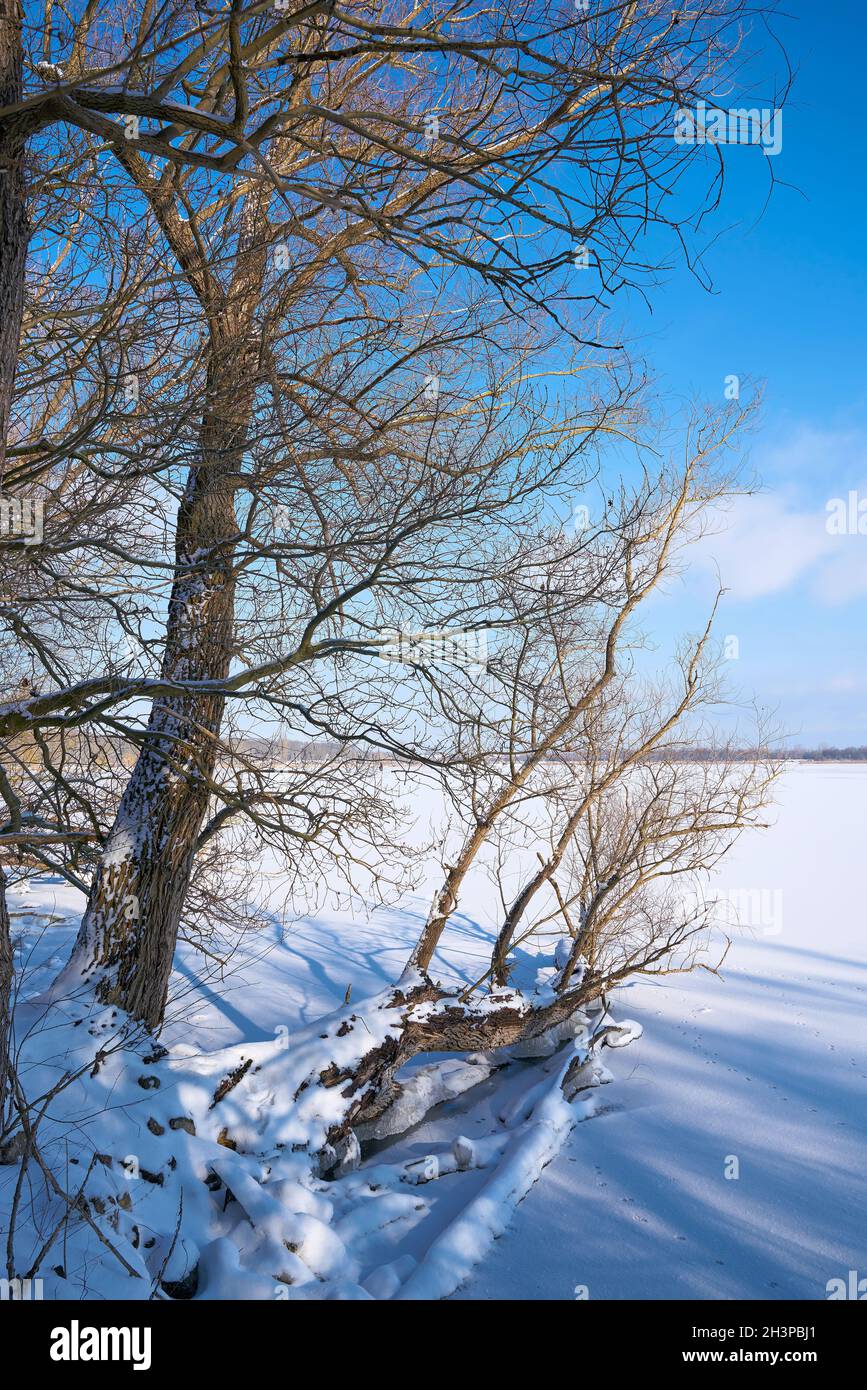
[302,426,780,1162]
[1,2,784,1037]
[0,6,792,1299]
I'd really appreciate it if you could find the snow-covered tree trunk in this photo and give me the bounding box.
[310,973,604,1166]
[0,1,27,1116]
[0,864,12,1118]
[70,327,259,1028]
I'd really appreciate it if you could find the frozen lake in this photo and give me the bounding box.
[6,763,865,1300]
[453,763,867,1299]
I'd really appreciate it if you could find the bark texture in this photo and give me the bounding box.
[0,0,28,476]
[318,974,599,1160]
[0,864,12,1119]
[72,324,259,1028]
[0,0,27,1115]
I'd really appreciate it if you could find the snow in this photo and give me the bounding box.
[3,764,865,1300]
[395,1054,585,1300]
[357,1055,495,1141]
[452,764,867,1300]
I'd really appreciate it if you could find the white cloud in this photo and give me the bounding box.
[686,424,867,602]
[690,491,835,599]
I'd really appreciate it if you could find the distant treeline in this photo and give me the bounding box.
[16,734,864,768]
[663,746,867,763]
[792,746,867,762]
[238,739,867,764]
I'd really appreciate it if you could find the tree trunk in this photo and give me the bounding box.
[0,0,27,1119]
[70,329,258,1029]
[316,972,601,1166]
[0,865,13,1122]
[0,0,28,477]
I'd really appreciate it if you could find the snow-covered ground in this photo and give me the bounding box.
[3,763,865,1299]
[456,763,867,1300]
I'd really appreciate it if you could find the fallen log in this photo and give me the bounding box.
[318,970,604,1166]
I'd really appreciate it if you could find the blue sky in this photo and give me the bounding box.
[625,0,867,745]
